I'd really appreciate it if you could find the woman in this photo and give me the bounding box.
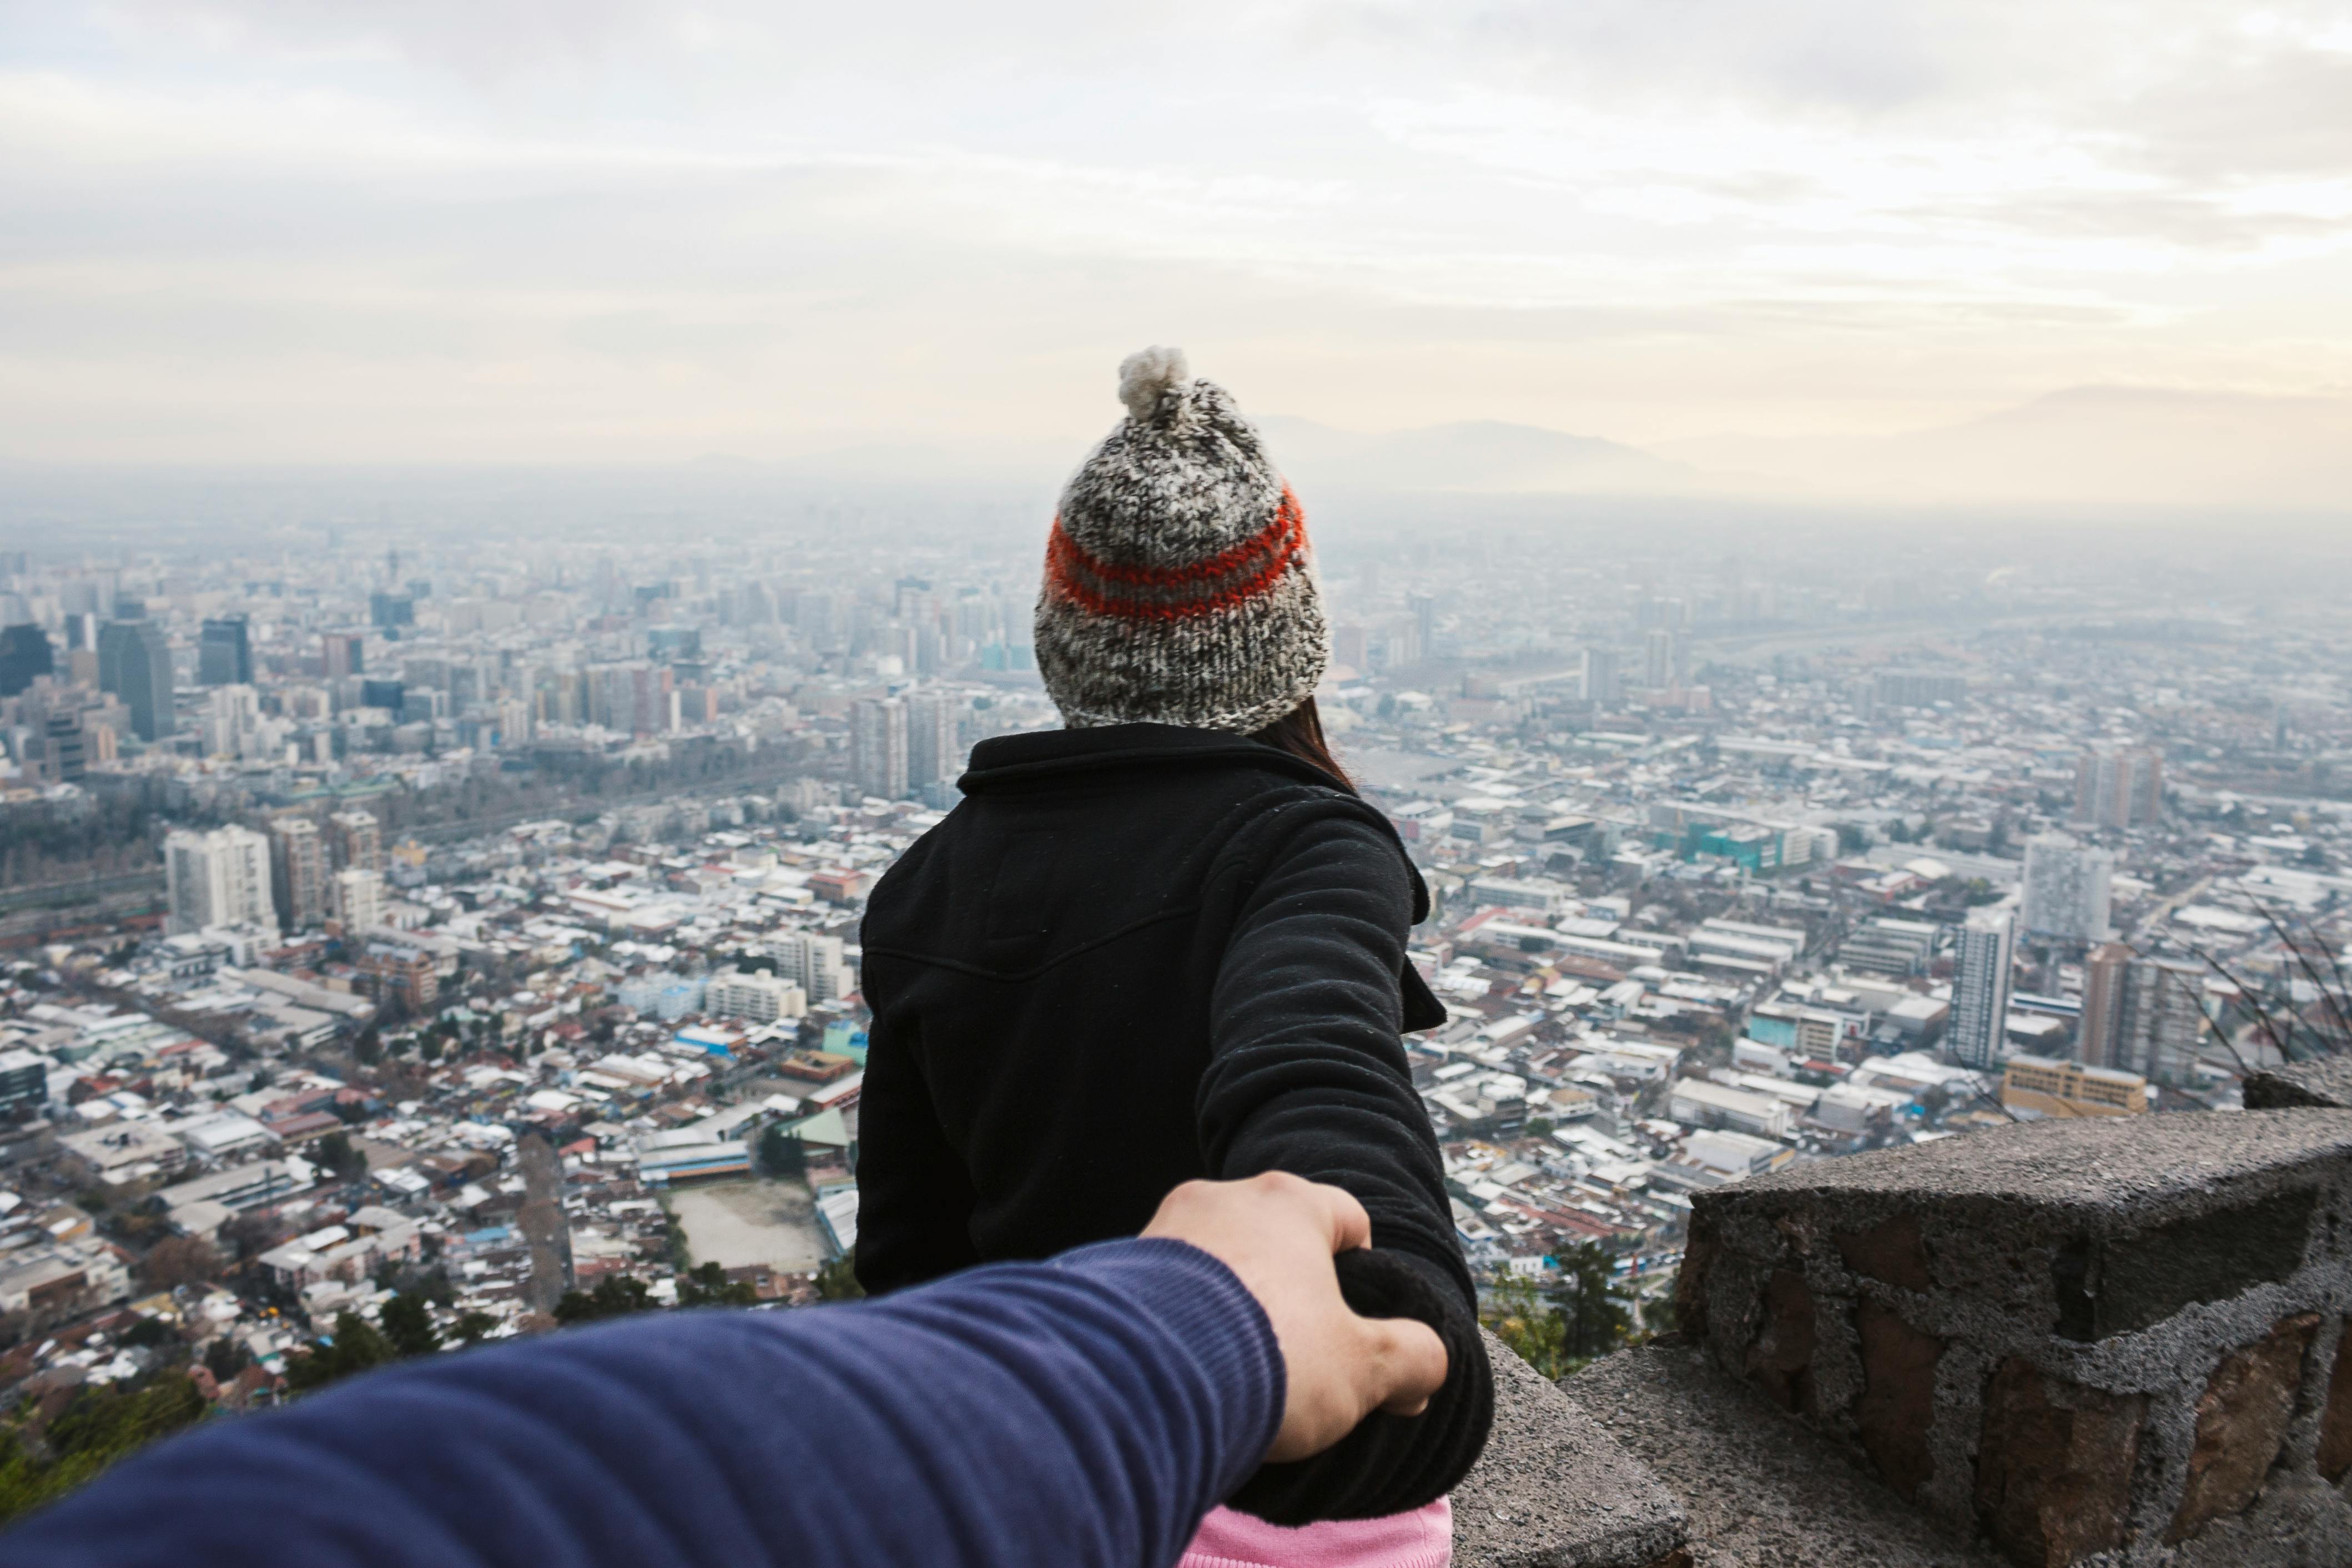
[855,347,1491,1566]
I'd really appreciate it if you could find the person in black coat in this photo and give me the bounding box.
[854,347,1492,1544]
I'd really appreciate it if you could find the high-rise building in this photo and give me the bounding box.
[2072,747,2163,829]
[0,624,54,697]
[1948,909,2016,1070]
[852,697,910,799]
[165,825,278,936]
[2021,833,2114,942]
[330,866,386,935]
[588,662,676,735]
[198,616,253,686]
[1643,629,1672,689]
[1580,647,1621,704]
[2116,956,2205,1086]
[329,810,384,874]
[2074,943,2204,1084]
[268,818,329,934]
[321,632,365,680]
[369,592,415,631]
[32,712,87,783]
[2077,942,2133,1069]
[775,932,854,1005]
[1408,591,1437,650]
[97,618,174,741]
[906,693,960,791]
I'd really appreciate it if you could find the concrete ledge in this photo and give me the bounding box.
[1675,1110,2352,1566]
[1452,1330,1689,1568]
[1565,1340,2007,1568]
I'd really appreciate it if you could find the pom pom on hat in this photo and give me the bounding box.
[1117,345,1191,423]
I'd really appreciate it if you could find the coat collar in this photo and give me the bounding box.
[958,723,1352,796]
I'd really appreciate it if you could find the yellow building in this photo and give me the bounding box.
[2001,1054,2148,1118]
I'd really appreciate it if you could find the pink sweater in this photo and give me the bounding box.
[1179,1498,1452,1568]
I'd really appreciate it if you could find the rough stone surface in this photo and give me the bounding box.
[2245,1058,2352,1111]
[1678,1108,2352,1562]
[1565,1342,2009,1568]
[2319,1322,2352,1483]
[1840,1212,1934,1293]
[1973,1357,2145,1567]
[2085,1191,2316,1341]
[1855,1299,1943,1501]
[2171,1473,2352,1567]
[1717,1108,2352,1215]
[1744,1269,1817,1415]
[1452,1330,1688,1568]
[2166,1314,2320,1544]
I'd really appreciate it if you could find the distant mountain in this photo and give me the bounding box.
[1258,416,1699,495]
[1659,386,2352,510]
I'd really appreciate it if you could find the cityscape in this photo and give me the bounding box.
[0,487,2345,1471]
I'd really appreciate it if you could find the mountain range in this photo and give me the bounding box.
[751,384,2352,511]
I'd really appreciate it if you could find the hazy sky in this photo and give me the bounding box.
[4,1,2351,469]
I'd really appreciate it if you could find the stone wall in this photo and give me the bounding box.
[1673,1110,2352,1566]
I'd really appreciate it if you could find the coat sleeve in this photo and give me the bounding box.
[1196,805,1493,1524]
[0,1239,1284,1568]
[853,975,983,1295]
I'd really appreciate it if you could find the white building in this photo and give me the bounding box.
[706,969,808,1024]
[1948,909,2016,1071]
[165,825,279,936]
[774,932,854,1005]
[1668,1077,1794,1140]
[331,866,387,934]
[2021,833,2113,943]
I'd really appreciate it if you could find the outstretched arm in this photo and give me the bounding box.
[0,1176,1443,1568]
[1200,805,1493,1522]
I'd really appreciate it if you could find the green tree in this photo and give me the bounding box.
[451,1311,498,1345]
[379,1294,441,1359]
[813,1257,864,1303]
[677,1262,757,1308]
[314,1132,367,1181]
[0,1374,208,1525]
[759,1124,807,1178]
[1553,1242,1634,1362]
[285,1311,395,1394]
[553,1274,656,1324]
[1480,1275,1569,1380]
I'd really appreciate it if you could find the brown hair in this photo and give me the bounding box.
[1250,695,1353,790]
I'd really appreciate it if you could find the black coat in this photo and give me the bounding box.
[855,723,1491,1522]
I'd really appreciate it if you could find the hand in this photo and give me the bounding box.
[1141,1172,1449,1463]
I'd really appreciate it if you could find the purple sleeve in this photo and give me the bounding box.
[0,1238,1283,1568]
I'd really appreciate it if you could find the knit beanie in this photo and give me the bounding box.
[1035,346,1328,733]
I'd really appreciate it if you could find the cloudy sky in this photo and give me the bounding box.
[4,0,2351,486]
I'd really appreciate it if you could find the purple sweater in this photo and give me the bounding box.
[0,1239,1284,1568]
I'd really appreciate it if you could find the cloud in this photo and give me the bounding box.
[0,0,2347,482]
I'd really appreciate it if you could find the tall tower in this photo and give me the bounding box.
[851,697,910,799]
[165,825,279,936]
[97,619,174,740]
[1948,909,2016,1071]
[2021,834,2114,942]
[2077,942,2132,1068]
[198,616,253,686]
[329,809,384,874]
[2072,747,2164,829]
[269,818,329,934]
[906,693,960,792]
